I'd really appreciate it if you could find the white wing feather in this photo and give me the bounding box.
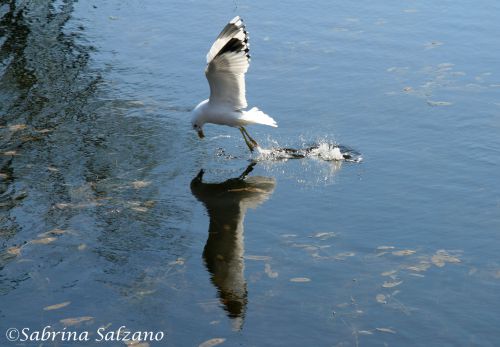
[205,16,250,110]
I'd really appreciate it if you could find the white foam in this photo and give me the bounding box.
[256,146,297,160]
[307,143,344,161]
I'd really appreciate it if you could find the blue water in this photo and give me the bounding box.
[1,0,499,346]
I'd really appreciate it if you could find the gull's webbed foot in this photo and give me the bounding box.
[239,127,257,152]
[240,126,259,152]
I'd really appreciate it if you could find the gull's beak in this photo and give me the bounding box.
[197,129,205,139]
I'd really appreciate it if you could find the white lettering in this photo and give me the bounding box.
[20,328,30,342]
[96,327,105,341]
[121,329,131,341]
[155,332,165,341]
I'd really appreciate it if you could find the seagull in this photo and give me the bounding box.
[191,16,277,152]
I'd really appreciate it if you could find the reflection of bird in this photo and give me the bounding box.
[190,164,275,329]
[191,16,277,152]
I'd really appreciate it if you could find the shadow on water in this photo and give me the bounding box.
[190,163,275,330]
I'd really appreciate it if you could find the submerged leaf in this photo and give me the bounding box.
[468,267,478,276]
[392,249,416,256]
[382,280,403,288]
[143,200,156,208]
[126,341,150,347]
[406,263,431,272]
[131,180,151,189]
[377,246,395,250]
[264,264,279,278]
[335,252,355,260]
[381,270,397,276]
[60,316,94,326]
[427,100,452,107]
[424,41,444,50]
[8,124,28,131]
[358,330,373,335]
[245,255,271,261]
[291,243,317,249]
[3,150,18,156]
[37,228,68,237]
[31,237,57,245]
[431,250,461,267]
[55,202,102,209]
[290,277,311,283]
[169,258,185,266]
[199,338,226,347]
[376,327,396,334]
[312,232,336,240]
[432,258,445,267]
[44,301,71,311]
[6,246,22,256]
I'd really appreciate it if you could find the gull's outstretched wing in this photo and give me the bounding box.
[205,16,250,110]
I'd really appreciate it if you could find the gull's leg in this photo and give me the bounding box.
[241,127,259,149]
[239,127,255,152]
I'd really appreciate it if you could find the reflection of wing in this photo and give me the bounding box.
[205,16,250,110]
[190,167,275,329]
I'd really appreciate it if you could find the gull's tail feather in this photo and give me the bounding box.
[241,107,277,127]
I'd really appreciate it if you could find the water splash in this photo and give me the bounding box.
[255,141,362,163]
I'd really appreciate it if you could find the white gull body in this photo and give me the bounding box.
[192,16,277,151]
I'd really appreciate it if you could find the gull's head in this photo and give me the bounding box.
[192,122,205,139]
[192,99,208,139]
